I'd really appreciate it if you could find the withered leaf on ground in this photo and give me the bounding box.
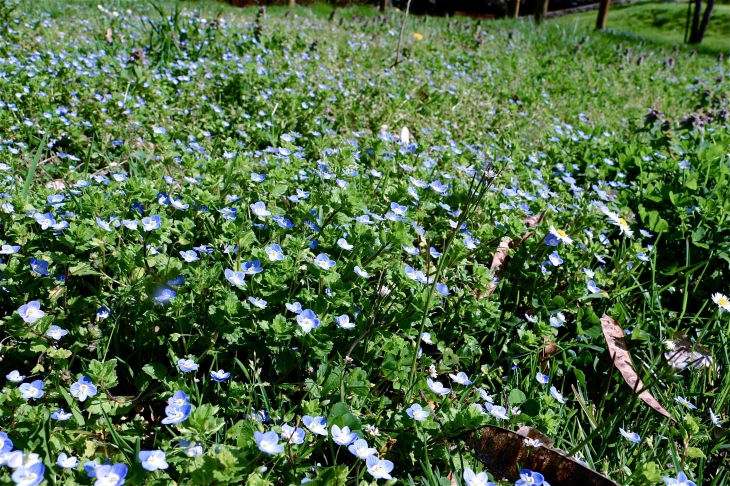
[465,425,618,485]
[481,211,547,298]
[600,314,673,420]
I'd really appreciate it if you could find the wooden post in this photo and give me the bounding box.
[595,0,610,29]
[379,0,392,11]
[509,0,521,19]
[289,0,295,6]
[534,0,549,23]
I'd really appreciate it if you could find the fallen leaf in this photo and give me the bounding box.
[106,27,113,43]
[446,472,457,486]
[600,314,673,420]
[483,211,547,298]
[465,425,618,485]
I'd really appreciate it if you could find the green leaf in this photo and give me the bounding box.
[685,447,706,458]
[309,466,348,486]
[186,404,224,438]
[88,359,118,388]
[142,362,168,381]
[508,389,526,406]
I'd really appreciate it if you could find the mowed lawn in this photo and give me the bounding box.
[554,1,730,55]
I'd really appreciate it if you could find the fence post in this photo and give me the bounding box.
[595,0,610,29]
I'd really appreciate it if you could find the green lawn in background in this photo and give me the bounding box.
[554,1,730,55]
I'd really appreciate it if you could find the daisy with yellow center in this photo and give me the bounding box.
[549,226,573,245]
[603,209,633,238]
[712,292,730,311]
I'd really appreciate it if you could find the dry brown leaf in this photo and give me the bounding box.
[483,211,547,298]
[106,28,113,43]
[446,472,457,486]
[465,425,618,485]
[600,314,673,420]
[46,179,66,190]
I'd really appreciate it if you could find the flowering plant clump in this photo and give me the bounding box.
[0,1,728,485]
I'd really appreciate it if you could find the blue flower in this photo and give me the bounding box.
[426,378,451,396]
[251,172,265,182]
[313,253,336,270]
[168,391,190,406]
[46,325,69,340]
[536,372,549,384]
[390,202,407,216]
[158,193,170,205]
[250,201,271,218]
[51,409,72,421]
[366,455,394,480]
[331,424,358,445]
[297,309,321,333]
[97,307,111,319]
[138,450,168,472]
[354,266,369,278]
[6,370,24,382]
[177,359,199,373]
[219,207,237,220]
[272,215,295,229]
[463,237,479,250]
[224,269,246,287]
[548,251,563,266]
[449,371,472,385]
[436,283,450,296]
[0,431,12,453]
[265,244,285,261]
[0,244,21,254]
[335,314,355,329]
[406,403,430,421]
[544,233,559,246]
[70,376,98,402]
[550,386,565,404]
[662,471,697,486]
[19,380,44,399]
[167,276,185,287]
[337,238,354,250]
[515,469,545,486]
[402,245,420,256]
[141,215,162,231]
[171,198,189,210]
[35,212,56,230]
[619,427,641,443]
[248,296,267,309]
[10,463,45,486]
[18,300,46,324]
[281,424,306,444]
[348,438,377,459]
[152,286,176,304]
[302,415,328,435]
[286,302,303,314]
[57,452,79,469]
[463,467,495,486]
[162,404,192,425]
[210,370,230,382]
[180,250,199,263]
[29,257,50,275]
[94,463,128,486]
[243,260,263,275]
[255,431,284,454]
[430,247,441,258]
[587,280,601,293]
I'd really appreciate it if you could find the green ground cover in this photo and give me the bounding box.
[554,1,730,55]
[0,1,729,485]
